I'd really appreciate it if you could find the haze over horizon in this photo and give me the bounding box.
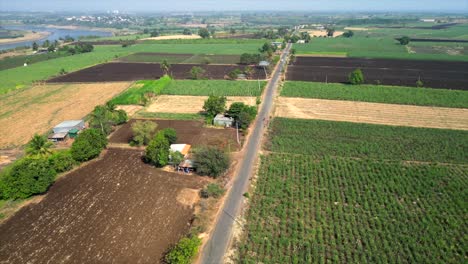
[1,0,467,13]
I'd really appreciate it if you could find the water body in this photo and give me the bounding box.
[0,25,113,51]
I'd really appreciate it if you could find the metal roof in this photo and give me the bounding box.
[214,114,233,121]
[259,61,270,67]
[48,132,68,139]
[54,120,84,129]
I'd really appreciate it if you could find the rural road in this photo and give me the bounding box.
[200,42,292,264]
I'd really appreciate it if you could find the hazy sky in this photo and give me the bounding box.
[1,0,467,12]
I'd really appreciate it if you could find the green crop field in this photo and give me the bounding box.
[281,81,468,108]
[238,117,468,263]
[163,80,266,96]
[109,76,172,105]
[119,53,241,64]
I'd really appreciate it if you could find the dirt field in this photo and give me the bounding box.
[48,63,265,82]
[287,56,468,90]
[142,34,202,40]
[109,119,241,150]
[0,148,208,263]
[0,82,131,148]
[275,98,468,130]
[147,95,256,114]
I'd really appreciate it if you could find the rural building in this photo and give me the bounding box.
[170,144,192,157]
[48,132,68,142]
[258,61,270,67]
[53,120,85,134]
[178,159,195,173]
[271,41,283,48]
[213,114,234,127]
[296,40,306,44]
[68,128,80,139]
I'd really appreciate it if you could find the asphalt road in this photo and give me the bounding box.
[200,43,292,264]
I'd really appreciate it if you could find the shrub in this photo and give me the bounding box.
[1,157,56,199]
[348,69,365,85]
[228,69,242,80]
[131,120,157,146]
[48,150,77,173]
[200,183,225,198]
[190,66,205,80]
[145,131,170,167]
[203,95,227,118]
[71,129,108,162]
[162,128,177,144]
[416,79,424,88]
[227,102,258,130]
[194,147,230,178]
[399,36,410,45]
[26,134,53,156]
[165,236,202,264]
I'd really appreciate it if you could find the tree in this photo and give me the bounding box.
[170,151,184,168]
[162,128,177,144]
[190,66,205,80]
[209,28,216,38]
[259,42,275,56]
[150,30,160,37]
[70,129,108,162]
[198,28,210,39]
[47,45,55,52]
[89,105,113,135]
[131,120,157,146]
[161,59,171,75]
[145,131,170,167]
[32,42,38,51]
[42,40,50,48]
[165,236,202,264]
[244,66,254,78]
[326,27,335,37]
[182,28,192,35]
[300,32,311,43]
[343,30,354,38]
[194,147,230,178]
[26,134,53,156]
[240,53,262,65]
[349,69,365,85]
[228,69,242,80]
[1,157,56,199]
[203,95,227,117]
[227,102,257,130]
[229,28,236,35]
[48,150,76,173]
[399,36,410,45]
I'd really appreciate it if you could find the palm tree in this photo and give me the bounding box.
[26,134,53,156]
[160,59,171,75]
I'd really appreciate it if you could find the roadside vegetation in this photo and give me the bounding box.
[281,81,468,108]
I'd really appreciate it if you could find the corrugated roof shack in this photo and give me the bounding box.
[213,114,234,127]
[53,120,85,134]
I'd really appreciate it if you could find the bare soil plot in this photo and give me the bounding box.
[275,97,468,130]
[147,95,256,114]
[287,56,468,90]
[0,148,208,263]
[109,119,241,150]
[0,82,131,148]
[48,62,265,82]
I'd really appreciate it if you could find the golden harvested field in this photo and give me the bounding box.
[0,82,131,148]
[142,34,202,40]
[146,95,256,114]
[275,98,468,130]
[304,30,344,37]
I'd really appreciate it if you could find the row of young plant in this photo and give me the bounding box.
[0,102,128,200]
[237,154,467,264]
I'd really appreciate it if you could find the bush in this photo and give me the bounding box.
[228,69,242,80]
[194,147,230,178]
[399,36,410,45]
[227,102,258,130]
[145,131,170,167]
[416,79,424,88]
[48,150,77,173]
[348,69,365,85]
[71,129,108,162]
[200,183,225,198]
[1,157,56,199]
[131,120,157,146]
[162,128,177,144]
[240,53,263,64]
[165,236,202,264]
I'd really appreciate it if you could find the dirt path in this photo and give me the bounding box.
[147,95,256,113]
[0,82,131,148]
[275,98,468,130]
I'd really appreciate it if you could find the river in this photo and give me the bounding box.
[0,25,113,51]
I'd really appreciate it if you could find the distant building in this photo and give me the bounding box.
[271,41,283,48]
[48,132,68,142]
[213,114,234,127]
[421,19,436,23]
[53,120,85,134]
[258,61,270,67]
[296,40,306,44]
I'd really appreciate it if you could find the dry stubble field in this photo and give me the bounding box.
[0,82,131,148]
[275,97,468,130]
[0,148,208,263]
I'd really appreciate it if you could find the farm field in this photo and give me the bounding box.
[48,62,265,83]
[109,119,240,151]
[163,80,266,96]
[281,81,468,108]
[293,37,468,61]
[0,148,208,263]
[287,57,468,90]
[237,117,468,263]
[119,52,242,64]
[147,95,256,114]
[275,97,468,131]
[0,82,131,148]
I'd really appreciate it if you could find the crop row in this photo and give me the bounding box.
[238,154,467,264]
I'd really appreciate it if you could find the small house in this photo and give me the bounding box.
[258,61,270,67]
[170,144,192,157]
[53,120,85,134]
[178,159,195,173]
[68,128,80,139]
[48,132,68,142]
[296,40,306,44]
[213,114,234,127]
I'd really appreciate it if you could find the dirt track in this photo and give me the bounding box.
[275,98,468,130]
[147,95,256,114]
[0,148,208,264]
[287,57,468,90]
[0,82,131,148]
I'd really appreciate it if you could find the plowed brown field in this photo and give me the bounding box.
[0,148,208,263]
[275,98,468,130]
[0,82,131,148]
